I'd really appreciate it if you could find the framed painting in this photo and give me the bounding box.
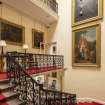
[0,18,25,45]
[72,0,103,26]
[72,23,101,67]
[47,72,57,78]
[32,29,44,49]
[52,72,57,78]
[48,77,58,90]
[33,75,45,84]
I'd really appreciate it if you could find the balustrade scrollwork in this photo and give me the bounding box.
[6,52,76,105]
[7,52,64,73]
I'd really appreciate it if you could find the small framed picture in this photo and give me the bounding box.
[72,23,101,67]
[72,0,103,26]
[33,75,45,84]
[48,77,57,90]
[32,29,44,49]
[52,72,57,78]
[53,46,57,54]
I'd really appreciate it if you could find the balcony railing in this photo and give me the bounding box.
[38,0,58,13]
[6,52,64,74]
[6,53,76,105]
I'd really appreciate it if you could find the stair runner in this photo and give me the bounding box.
[0,73,104,105]
[0,66,62,80]
[0,78,103,105]
[0,79,24,105]
[78,102,103,105]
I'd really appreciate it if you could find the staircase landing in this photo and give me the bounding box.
[0,67,63,80]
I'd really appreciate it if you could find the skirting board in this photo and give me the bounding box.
[77,98,105,105]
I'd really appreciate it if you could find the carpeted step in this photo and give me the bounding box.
[92,102,103,105]
[78,102,103,105]
[0,72,8,80]
[0,90,19,102]
[0,93,6,101]
[6,98,26,105]
[0,83,25,105]
[3,91,19,100]
[0,84,14,93]
[0,90,27,105]
[0,102,8,105]
[0,79,9,84]
[0,72,31,105]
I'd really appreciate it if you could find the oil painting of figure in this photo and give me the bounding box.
[74,27,96,64]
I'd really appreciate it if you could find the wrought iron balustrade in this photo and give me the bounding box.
[6,54,76,105]
[7,52,64,74]
[38,0,58,13]
[40,89,76,105]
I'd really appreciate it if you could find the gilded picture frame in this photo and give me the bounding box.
[32,29,44,49]
[72,0,103,26]
[0,18,25,46]
[34,75,46,84]
[72,23,101,67]
[47,77,58,90]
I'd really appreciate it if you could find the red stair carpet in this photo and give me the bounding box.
[0,66,61,80]
[0,72,9,104]
[0,72,7,80]
[0,73,103,105]
[78,102,103,105]
[0,90,8,105]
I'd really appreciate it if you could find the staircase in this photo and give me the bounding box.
[0,52,76,105]
[0,79,25,105]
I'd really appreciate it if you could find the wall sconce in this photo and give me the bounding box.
[22,44,29,69]
[0,40,7,55]
[0,40,6,71]
[22,44,29,54]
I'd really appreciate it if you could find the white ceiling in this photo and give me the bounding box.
[1,0,58,25]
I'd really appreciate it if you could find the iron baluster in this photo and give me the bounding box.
[6,52,76,105]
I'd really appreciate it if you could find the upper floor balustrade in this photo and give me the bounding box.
[2,0,59,24]
[6,52,64,74]
[38,0,58,13]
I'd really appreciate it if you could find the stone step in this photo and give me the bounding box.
[0,83,14,92]
[0,82,26,105]
[0,79,9,84]
[0,90,19,102]
[6,98,26,105]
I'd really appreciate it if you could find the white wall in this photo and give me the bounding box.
[47,0,105,101]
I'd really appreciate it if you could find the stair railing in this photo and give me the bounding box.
[7,52,64,74]
[6,53,76,105]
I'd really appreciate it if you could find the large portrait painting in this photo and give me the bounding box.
[32,29,44,49]
[72,0,103,26]
[72,23,101,67]
[0,19,24,45]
